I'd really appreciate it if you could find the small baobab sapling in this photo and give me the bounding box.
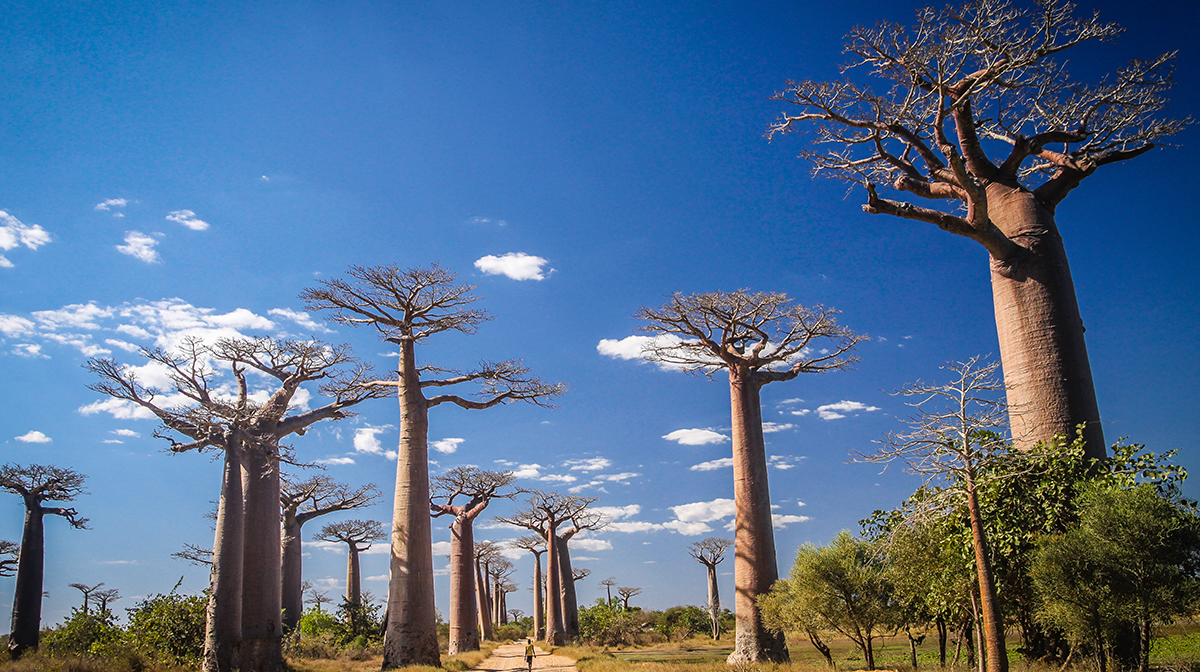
[0,463,89,659]
[301,264,565,669]
[616,587,642,611]
[510,536,548,640]
[315,519,387,606]
[636,290,863,664]
[430,466,516,653]
[688,538,732,639]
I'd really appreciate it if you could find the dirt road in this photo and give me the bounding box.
[473,643,579,672]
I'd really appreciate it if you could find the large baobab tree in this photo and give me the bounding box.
[688,538,732,640]
[86,336,380,672]
[616,587,642,611]
[430,467,517,653]
[511,536,548,639]
[637,290,863,663]
[496,491,597,646]
[280,474,380,632]
[768,0,1189,459]
[0,464,89,659]
[301,264,565,668]
[315,519,387,606]
[555,506,606,640]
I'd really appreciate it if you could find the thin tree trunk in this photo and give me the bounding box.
[866,633,876,670]
[556,537,579,639]
[347,546,362,605]
[280,513,304,634]
[205,442,244,672]
[986,187,1104,460]
[909,630,919,669]
[475,556,493,641]
[808,630,833,667]
[8,505,44,659]
[500,592,508,625]
[382,338,441,668]
[726,373,788,664]
[544,521,564,646]
[447,517,480,654]
[1138,610,1151,672]
[965,481,1007,672]
[240,443,283,672]
[937,615,948,667]
[532,552,544,640]
[705,563,721,640]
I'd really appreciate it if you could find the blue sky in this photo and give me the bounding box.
[1,0,1198,626]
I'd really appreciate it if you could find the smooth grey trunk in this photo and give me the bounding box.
[447,518,480,654]
[705,563,721,640]
[280,512,304,634]
[475,556,493,641]
[7,506,44,659]
[382,338,441,668]
[204,442,245,672]
[987,186,1104,460]
[531,551,544,640]
[240,444,283,672]
[555,537,579,639]
[543,521,564,646]
[499,591,508,625]
[726,373,788,664]
[347,547,362,604]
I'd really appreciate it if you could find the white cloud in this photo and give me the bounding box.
[0,315,35,337]
[431,541,452,557]
[104,338,140,352]
[511,464,542,479]
[672,498,736,523]
[12,344,45,358]
[103,439,123,444]
[663,428,729,446]
[539,473,577,483]
[762,422,794,433]
[597,472,639,482]
[778,398,804,405]
[597,334,706,372]
[474,252,549,281]
[594,505,641,521]
[689,457,733,471]
[565,457,611,472]
[431,438,464,454]
[467,216,507,226]
[116,231,161,263]
[315,456,356,465]
[769,455,805,470]
[268,308,334,334]
[816,400,881,420]
[365,574,389,582]
[15,430,51,443]
[78,398,157,420]
[0,211,52,267]
[353,427,395,459]
[573,556,599,562]
[112,429,140,437]
[789,409,812,416]
[662,520,713,536]
[166,210,210,231]
[608,521,664,533]
[94,198,129,211]
[772,514,811,529]
[569,538,612,552]
[32,303,113,331]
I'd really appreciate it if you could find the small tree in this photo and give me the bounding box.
[302,264,565,668]
[126,588,208,666]
[599,577,617,605]
[306,587,333,613]
[0,463,89,659]
[636,290,863,663]
[688,538,732,640]
[511,536,548,640]
[95,588,121,612]
[616,587,642,611]
[69,582,105,614]
[315,519,387,607]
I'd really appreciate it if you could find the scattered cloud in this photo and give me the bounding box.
[1,211,52,267]
[789,409,812,416]
[597,472,639,482]
[510,463,542,479]
[116,231,161,263]
[431,438,465,454]
[112,429,140,438]
[672,498,736,523]
[772,514,811,529]
[11,344,45,358]
[594,505,641,521]
[597,334,708,372]
[315,456,356,465]
[431,541,452,557]
[662,428,728,446]
[166,210,210,231]
[0,315,36,337]
[468,216,507,226]
[816,400,881,420]
[778,398,804,405]
[474,252,550,281]
[565,457,612,472]
[662,520,713,535]
[268,308,334,334]
[353,427,396,459]
[689,457,733,472]
[78,397,156,420]
[762,422,794,433]
[103,440,123,444]
[608,521,664,533]
[94,198,129,211]
[573,556,599,562]
[569,538,613,552]
[539,473,577,483]
[104,338,140,352]
[15,430,51,443]
[769,455,805,470]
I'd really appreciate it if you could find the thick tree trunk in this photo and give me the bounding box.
[8,505,44,659]
[447,517,480,654]
[532,552,544,640]
[500,591,508,625]
[205,443,245,672]
[347,546,362,605]
[987,186,1104,460]
[543,522,565,646]
[240,443,283,672]
[556,537,579,639]
[382,338,441,668]
[726,372,789,664]
[280,513,304,634]
[705,563,721,640]
[475,557,494,640]
[965,480,1007,672]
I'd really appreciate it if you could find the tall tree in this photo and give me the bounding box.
[315,520,387,606]
[301,264,564,668]
[555,506,606,640]
[280,474,380,633]
[598,577,617,605]
[768,0,1188,459]
[0,464,88,659]
[636,290,863,663]
[86,336,379,672]
[488,558,516,626]
[511,536,548,640]
[430,467,517,653]
[616,587,642,611]
[473,541,501,641]
[688,538,732,640]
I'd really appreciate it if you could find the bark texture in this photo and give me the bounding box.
[205,444,245,672]
[239,445,283,672]
[447,518,479,653]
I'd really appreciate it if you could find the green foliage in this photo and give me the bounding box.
[332,598,384,646]
[41,608,126,658]
[652,606,709,641]
[578,599,644,646]
[124,590,206,665]
[298,607,340,638]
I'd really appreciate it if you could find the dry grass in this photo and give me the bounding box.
[286,639,500,672]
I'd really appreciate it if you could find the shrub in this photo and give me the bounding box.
[124,590,206,665]
[41,608,126,658]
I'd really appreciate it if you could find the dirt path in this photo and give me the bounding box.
[474,643,579,672]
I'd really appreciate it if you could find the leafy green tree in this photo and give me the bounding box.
[125,588,208,665]
[653,606,710,641]
[578,599,643,646]
[41,607,124,657]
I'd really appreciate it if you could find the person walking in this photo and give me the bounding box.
[524,638,536,671]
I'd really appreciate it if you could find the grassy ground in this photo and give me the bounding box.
[286,639,500,672]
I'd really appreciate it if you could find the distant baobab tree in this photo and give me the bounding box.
[617,587,642,611]
[487,558,516,626]
[599,577,617,605]
[69,582,105,614]
[508,609,525,622]
[768,0,1189,460]
[637,290,863,663]
[86,336,381,672]
[430,467,517,653]
[688,538,732,639]
[95,588,121,612]
[0,463,89,659]
[306,586,332,613]
[510,536,547,639]
[280,474,380,633]
[315,519,387,607]
[473,540,501,640]
[302,264,565,669]
[0,541,18,577]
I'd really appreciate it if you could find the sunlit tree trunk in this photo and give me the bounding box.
[532,552,544,640]
[8,505,44,658]
[964,470,1007,672]
[240,443,283,672]
[205,442,245,672]
[447,518,480,654]
[280,511,304,634]
[705,563,721,640]
[544,520,564,646]
[475,556,493,641]
[346,546,362,604]
[556,537,580,640]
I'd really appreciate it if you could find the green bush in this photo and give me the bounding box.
[124,590,206,665]
[578,599,644,646]
[298,608,339,639]
[41,608,127,658]
[653,605,710,641]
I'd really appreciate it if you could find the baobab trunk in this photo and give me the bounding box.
[966,479,1007,672]
[705,563,721,640]
[205,443,245,672]
[346,547,364,605]
[555,537,580,639]
[475,557,493,641]
[543,522,564,646]
[727,372,788,664]
[280,512,304,634]
[532,553,544,640]
[447,518,480,653]
[8,505,44,658]
[240,444,283,672]
[382,338,441,668]
[986,185,1104,460]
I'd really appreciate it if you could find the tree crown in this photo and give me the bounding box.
[315,519,387,548]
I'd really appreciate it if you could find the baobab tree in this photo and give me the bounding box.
[599,577,617,605]
[473,540,501,640]
[554,505,606,639]
[617,587,642,611]
[86,336,381,672]
[430,467,517,653]
[301,264,565,668]
[510,536,547,639]
[496,580,518,626]
[0,463,89,658]
[496,491,598,645]
[69,582,105,614]
[95,588,121,612]
[315,519,387,606]
[487,558,516,626]
[688,538,732,639]
[768,0,1189,459]
[0,541,17,577]
[636,290,863,663]
[306,586,333,613]
[281,474,380,632]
